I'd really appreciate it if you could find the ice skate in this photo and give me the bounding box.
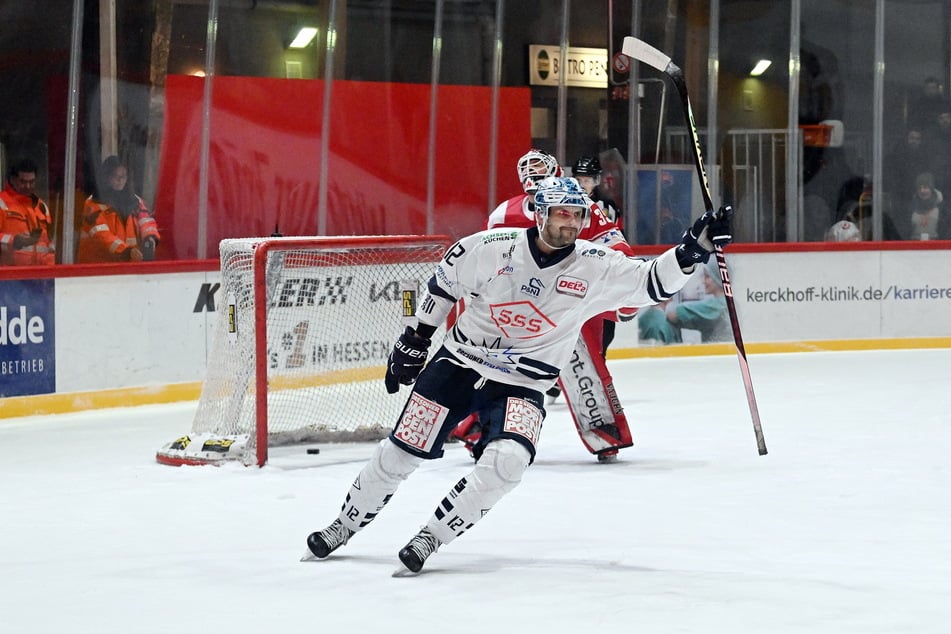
[596,448,619,463]
[301,519,354,561]
[395,527,441,574]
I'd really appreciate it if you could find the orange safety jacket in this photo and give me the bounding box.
[77,195,160,263]
[0,181,56,265]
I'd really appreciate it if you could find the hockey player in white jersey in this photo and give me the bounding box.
[455,148,639,461]
[304,176,734,573]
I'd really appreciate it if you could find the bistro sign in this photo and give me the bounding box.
[528,45,608,88]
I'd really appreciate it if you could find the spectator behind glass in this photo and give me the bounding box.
[903,171,950,240]
[0,158,56,265]
[78,155,160,263]
[834,175,903,241]
[908,76,945,131]
[925,105,951,194]
[884,126,933,202]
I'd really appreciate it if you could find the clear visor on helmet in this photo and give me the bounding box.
[543,205,589,224]
[574,173,601,191]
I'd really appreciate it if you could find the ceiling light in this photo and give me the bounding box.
[750,60,771,77]
[289,27,318,49]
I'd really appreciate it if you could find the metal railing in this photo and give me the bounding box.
[662,125,881,243]
[664,127,794,242]
[727,128,791,242]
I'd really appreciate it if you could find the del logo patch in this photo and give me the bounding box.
[555,276,588,297]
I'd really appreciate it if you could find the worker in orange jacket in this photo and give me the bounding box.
[78,155,160,263]
[0,158,56,266]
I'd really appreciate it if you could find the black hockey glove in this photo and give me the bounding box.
[675,204,734,268]
[384,327,431,394]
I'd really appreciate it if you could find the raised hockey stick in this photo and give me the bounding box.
[622,36,768,456]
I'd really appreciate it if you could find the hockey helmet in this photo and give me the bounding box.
[517,149,562,194]
[532,176,591,230]
[571,155,602,176]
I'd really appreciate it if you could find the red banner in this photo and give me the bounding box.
[155,76,530,259]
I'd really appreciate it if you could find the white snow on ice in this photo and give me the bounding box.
[1,349,949,633]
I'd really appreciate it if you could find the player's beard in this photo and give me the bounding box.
[541,222,579,249]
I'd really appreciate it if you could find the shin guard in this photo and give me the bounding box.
[425,439,530,545]
[339,438,422,532]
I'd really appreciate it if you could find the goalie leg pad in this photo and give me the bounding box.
[559,318,633,455]
[338,438,422,532]
[425,439,531,545]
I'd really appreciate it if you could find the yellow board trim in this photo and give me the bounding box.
[0,382,203,419]
[606,337,951,359]
[2,337,950,419]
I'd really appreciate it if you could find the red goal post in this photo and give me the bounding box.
[156,235,452,467]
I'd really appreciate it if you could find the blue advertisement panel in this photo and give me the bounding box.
[1,278,55,397]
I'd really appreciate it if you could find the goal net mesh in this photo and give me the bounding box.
[157,235,450,466]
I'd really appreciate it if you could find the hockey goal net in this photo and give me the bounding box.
[156,235,452,467]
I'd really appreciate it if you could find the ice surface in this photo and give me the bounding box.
[1,349,948,633]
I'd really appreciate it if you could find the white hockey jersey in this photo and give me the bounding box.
[416,227,692,389]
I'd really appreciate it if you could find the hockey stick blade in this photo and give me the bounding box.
[622,37,676,75]
[625,36,768,456]
[624,37,712,215]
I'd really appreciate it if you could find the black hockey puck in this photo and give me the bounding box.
[306,448,320,455]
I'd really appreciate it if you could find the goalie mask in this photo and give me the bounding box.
[532,176,591,231]
[517,149,562,194]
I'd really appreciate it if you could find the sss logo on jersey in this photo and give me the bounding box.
[489,301,555,339]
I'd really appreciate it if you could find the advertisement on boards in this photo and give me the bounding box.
[611,248,951,349]
[0,278,55,397]
[730,250,951,341]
